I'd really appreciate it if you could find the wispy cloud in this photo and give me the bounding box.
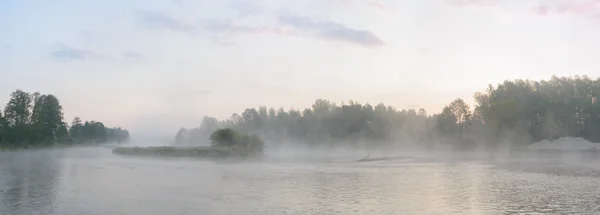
[122,51,143,59]
[230,0,263,17]
[49,44,97,61]
[135,8,383,47]
[277,14,384,46]
[48,44,143,63]
[535,0,600,16]
[136,10,198,33]
[447,0,600,18]
[366,0,397,11]
[332,0,399,12]
[328,0,401,12]
[446,0,499,7]
[201,19,286,35]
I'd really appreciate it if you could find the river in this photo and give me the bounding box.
[1,147,600,215]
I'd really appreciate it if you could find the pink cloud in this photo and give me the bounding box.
[446,0,498,7]
[537,5,550,15]
[535,0,600,16]
[331,0,398,12]
[447,0,600,18]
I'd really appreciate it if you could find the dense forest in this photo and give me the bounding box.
[175,75,600,151]
[0,89,130,148]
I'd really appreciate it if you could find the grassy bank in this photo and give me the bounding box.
[111,146,263,158]
[0,143,73,151]
[0,142,128,151]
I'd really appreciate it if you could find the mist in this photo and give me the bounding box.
[4,77,600,215]
[5,0,600,213]
[126,112,203,146]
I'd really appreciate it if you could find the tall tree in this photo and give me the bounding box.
[0,110,5,145]
[3,89,33,145]
[448,99,471,125]
[448,98,472,140]
[4,90,32,127]
[30,94,65,144]
[57,122,69,144]
[69,117,83,143]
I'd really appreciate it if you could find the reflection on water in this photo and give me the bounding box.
[0,149,64,215]
[1,148,600,214]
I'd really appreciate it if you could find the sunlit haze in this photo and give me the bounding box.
[2,0,600,138]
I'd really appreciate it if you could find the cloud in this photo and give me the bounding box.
[332,0,399,12]
[2,44,12,49]
[446,0,499,7]
[277,14,384,46]
[49,44,97,61]
[203,19,291,34]
[447,0,600,18]
[48,44,143,63]
[230,0,263,17]
[122,51,143,59]
[366,0,397,11]
[535,0,600,16]
[136,10,198,33]
[135,9,383,47]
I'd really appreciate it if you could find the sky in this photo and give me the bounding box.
[2,0,600,138]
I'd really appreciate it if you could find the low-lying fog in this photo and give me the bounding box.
[3,137,600,215]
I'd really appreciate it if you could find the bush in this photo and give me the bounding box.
[209,128,265,155]
[209,128,242,147]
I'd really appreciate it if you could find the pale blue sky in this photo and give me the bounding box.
[2,0,600,138]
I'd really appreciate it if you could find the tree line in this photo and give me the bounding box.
[0,89,130,148]
[174,75,600,151]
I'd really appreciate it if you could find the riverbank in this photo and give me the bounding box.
[111,146,264,158]
[0,143,128,152]
[0,143,72,151]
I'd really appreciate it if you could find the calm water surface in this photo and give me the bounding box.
[1,147,600,215]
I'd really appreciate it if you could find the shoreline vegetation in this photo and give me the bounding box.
[0,90,130,150]
[175,75,600,152]
[113,128,266,158]
[111,146,253,158]
[0,142,122,152]
[0,142,71,151]
[5,75,600,155]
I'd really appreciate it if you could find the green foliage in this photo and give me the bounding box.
[178,99,439,147]
[209,128,265,155]
[473,75,600,145]
[30,94,64,144]
[176,75,600,151]
[209,128,242,147]
[4,89,32,127]
[69,119,129,144]
[0,89,131,149]
[0,110,5,145]
[3,90,33,145]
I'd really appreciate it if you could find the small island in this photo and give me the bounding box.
[112,128,266,158]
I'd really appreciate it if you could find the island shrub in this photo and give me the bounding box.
[210,128,265,155]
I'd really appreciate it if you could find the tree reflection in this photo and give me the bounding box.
[0,150,64,215]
